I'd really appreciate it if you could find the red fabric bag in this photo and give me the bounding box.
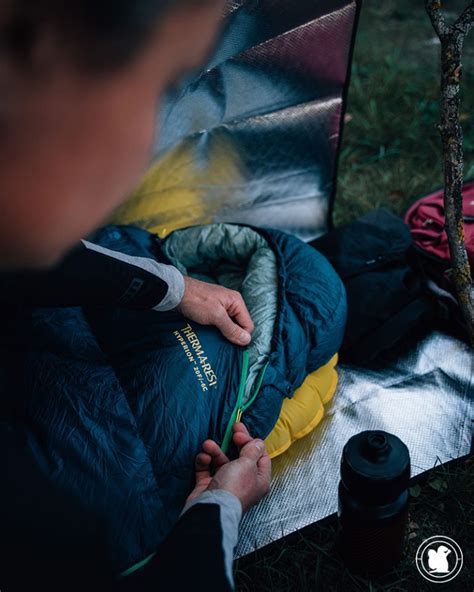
[404,179,474,267]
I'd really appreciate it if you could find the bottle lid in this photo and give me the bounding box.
[340,430,411,503]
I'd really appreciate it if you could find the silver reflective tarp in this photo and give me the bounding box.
[116,0,358,241]
[237,331,474,556]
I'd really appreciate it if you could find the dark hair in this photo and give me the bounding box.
[2,0,205,71]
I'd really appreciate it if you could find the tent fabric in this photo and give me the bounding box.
[112,0,358,241]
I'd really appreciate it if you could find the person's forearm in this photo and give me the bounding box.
[0,239,184,311]
[179,489,242,589]
[80,239,185,310]
[116,490,242,592]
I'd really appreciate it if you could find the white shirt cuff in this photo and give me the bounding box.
[152,265,185,311]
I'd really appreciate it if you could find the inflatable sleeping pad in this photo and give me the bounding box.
[0,222,347,573]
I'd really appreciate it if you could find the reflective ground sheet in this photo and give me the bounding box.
[236,331,474,557]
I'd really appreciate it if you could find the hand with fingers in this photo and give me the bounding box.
[176,277,255,346]
[187,423,272,513]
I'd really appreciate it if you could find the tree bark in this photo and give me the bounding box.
[426,0,474,347]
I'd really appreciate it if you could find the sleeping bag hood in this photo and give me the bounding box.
[0,222,347,573]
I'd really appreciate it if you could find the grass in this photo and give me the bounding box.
[334,0,474,226]
[235,1,474,590]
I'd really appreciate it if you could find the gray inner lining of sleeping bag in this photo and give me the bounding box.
[162,223,278,402]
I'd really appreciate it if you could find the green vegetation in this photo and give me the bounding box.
[335,0,474,226]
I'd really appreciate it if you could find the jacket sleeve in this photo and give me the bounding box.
[0,239,185,311]
[116,490,243,592]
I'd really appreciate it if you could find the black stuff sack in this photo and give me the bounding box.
[310,208,436,364]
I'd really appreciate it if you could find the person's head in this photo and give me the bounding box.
[0,0,223,268]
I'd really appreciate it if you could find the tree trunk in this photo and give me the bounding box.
[426,0,474,346]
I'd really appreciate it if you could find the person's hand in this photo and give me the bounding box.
[176,277,254,346]
[186,423,271,513]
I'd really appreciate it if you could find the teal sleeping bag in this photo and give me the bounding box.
[0,222,347,574]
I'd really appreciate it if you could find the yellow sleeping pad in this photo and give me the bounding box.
[264,353,339,459]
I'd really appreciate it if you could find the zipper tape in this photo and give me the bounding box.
[220,350,270,455]
[221,349,249,454]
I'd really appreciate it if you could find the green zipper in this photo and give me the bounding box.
[221,349,249,453]
[119,552,157,578]
[220,350,270,455]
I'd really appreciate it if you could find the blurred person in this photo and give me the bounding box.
[0,1,271,590]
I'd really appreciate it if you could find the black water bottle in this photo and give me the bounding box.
[337,430,411,575]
